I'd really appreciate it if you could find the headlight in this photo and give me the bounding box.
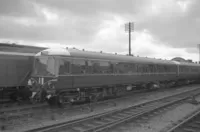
[70,98,74,102]
[46,95,52,99]
[28,78,38,86]
[47,81,55,90]
[28,79,32,86]
[45,80,57,96]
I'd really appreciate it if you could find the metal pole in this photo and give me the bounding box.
[129,22,131,56]
[125,22,134,56]
[199,44,200,64]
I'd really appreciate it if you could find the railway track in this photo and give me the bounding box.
[25,88,200,132]
[0,87,172,121]
[0,86,197,122]
[0,103,47,120]
[0,84,197,115]
[0,89,146,123]
[165,109,200,132]
[0,89,142,112]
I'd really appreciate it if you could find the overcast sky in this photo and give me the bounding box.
[0,0,199,61]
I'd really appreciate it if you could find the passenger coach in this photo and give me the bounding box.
[30,48,200,105]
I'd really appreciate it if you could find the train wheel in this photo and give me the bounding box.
[57,94,65,107]
[47,96,58,106]
[89,95,98,103]
[30,92,41,104]
[147,83,159,90]
[46,95,65,107]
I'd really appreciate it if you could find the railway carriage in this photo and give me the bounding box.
[0,51,34,102]
[177,62,200,86]
[30,48,200,105]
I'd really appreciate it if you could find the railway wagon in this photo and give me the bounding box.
[175,61,200,85]
[0,51,34,102]
[30,48,200,105]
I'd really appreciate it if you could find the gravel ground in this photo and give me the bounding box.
[1,85,200,132]
[111,96,200,132]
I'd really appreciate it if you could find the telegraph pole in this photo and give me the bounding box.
[125,22,134,56]
[198,44,200,64]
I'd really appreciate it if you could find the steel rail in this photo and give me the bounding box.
[165,109,200,132]
[1,84,198,113]
[0,89,146,121]
[26,88,200,132]
[1,84,198,117]
[0,87,175,122]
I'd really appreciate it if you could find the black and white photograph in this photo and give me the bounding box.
[0,0,200,132]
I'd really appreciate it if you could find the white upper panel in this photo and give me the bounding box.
[172,61,180,65]
[35,48,70,56]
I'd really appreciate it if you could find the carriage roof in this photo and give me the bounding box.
[36,48,200,67]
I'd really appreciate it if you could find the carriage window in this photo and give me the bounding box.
[142,64,148,73]
[90,60,112,74]
[109,62,115,73]
[126,63,137,73]
[137,64,142,73]
[157,65,165,72]
[148,64,152,72]
[169,65,173,72]
[153,64,157,72]
[157,65,160,72]
[86,60,93,73]
[72,59,86,74]
[180,66,190,73]
[172,65,177,72]
[99,61,112,73]
[194,68,198,72]
[148,64,156,73]
[183,66,189,72]
[136,64,148,73]
[115,62,127,73]
[115,62,137,73]
[91,61,100,73]
[164,65,169,72]
[179,66,184,72]
[58,58,71,75]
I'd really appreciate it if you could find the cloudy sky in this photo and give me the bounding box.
[0,0,199,61]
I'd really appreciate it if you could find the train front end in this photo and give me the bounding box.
[29,48,70,103]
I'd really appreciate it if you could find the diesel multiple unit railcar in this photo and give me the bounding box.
[0,51,34,102]
[30,48,200,105]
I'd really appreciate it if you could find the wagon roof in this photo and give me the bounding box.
[0,51,35,56]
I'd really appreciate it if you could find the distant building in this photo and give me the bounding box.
[171,57,186,62]
[186,59,193,63]
[171,57,194,63]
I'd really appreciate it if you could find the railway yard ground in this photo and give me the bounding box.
[1,84,200,132]
[107,93,200,132]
